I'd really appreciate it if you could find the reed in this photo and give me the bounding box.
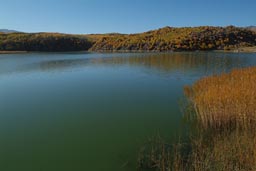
[181,66,256,170]
[138,66,256,171]
[138,131,256,171]
[184,66,256,130]
[186,130,256,171]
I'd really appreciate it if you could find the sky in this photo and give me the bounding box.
[0,0,255,34]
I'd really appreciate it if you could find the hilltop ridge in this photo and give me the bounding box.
[0,26,256,52]
[90,26,256,51]
[0,29,20,33]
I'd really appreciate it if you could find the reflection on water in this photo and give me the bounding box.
[39,58,90,71]
[0,52,256,171]
[0,52,253,76]
[91,52,248,74]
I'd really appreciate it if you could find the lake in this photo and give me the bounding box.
[0,52,256,171]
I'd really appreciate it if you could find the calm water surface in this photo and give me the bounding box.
[0,52,256,171]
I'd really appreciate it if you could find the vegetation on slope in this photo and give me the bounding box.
[0,32,92,51]
[139,66,256,171]
[90,26,256,51]
[1,26,255,52]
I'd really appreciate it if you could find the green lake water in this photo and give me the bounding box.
[0,52,256,171]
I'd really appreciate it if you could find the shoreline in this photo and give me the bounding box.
[235,46,256,53]
[0,51,28,54]
[1,46,256,54]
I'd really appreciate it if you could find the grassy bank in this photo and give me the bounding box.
[138,66,256,171]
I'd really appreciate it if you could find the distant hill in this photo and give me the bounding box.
[90,26,256,51]
[0,29,20,33]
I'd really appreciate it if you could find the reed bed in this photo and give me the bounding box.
[184,66,256,130]
[187,130,256,171]
[138,66,256,171]
[138,131,256,171]
[137,135,188,171]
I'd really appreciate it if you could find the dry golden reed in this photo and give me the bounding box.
[186,130,256,171]
[184,66,256,130]
[138,67,256,171]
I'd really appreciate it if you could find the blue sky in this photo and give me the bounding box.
[0,0,255,34]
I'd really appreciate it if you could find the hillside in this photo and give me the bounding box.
[0,32,92,51]
[90,26,256,51]
[0,26,256,52]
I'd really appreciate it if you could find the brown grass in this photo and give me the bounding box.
[184,66,256,130]
[138,66,256,171]
[187,130,256,171]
